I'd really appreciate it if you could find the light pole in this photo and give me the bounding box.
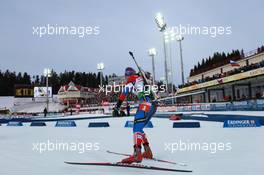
[155,12,169,93]
[166,30,185,86]
[97,62,105,87]
[148,48,157,85]
[164,30,174,94]
[176,35,185,85]
[43,68,51,113]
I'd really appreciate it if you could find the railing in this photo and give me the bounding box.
[172,99,264,112]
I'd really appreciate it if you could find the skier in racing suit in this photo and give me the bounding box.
[113,67,157,164]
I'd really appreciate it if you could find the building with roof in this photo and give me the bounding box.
[57,81,97,106]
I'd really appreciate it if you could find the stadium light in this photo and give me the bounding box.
[164,30,185,85]
[155,12,169,93]
[97,62,105,70]
[97,62,105,87]
[43,68,51,77]
[163,29,176,98]
[155,13,166,32]
[176,35,185,85]
[43,68,52,115]
[148,48,157,85]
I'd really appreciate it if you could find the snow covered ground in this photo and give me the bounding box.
[158,110,264,117]
[0,96,14,109]
[0,114,263,175]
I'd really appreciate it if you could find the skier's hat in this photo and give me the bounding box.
[125,67,136,76]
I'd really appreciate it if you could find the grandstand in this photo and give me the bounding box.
[176,45,264,104]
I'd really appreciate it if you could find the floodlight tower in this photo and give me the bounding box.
[43,68,51,112]
[97,62,105,87]
[155,12,169,92]
[176,35,185,85]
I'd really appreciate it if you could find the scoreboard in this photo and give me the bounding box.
[14,85,34,98]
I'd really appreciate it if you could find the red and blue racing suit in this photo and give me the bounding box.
[116,74,157,145]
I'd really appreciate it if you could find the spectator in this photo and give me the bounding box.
[256,92,261,98]
[43,107,47,117]
[70,108,73,115]
[126,102,130,116]
[179,59,264,89]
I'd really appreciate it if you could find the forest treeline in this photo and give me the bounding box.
[0,70,109,96]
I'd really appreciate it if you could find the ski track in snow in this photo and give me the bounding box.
[0,112,263,175]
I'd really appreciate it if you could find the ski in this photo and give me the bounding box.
[106,150,187,166]
[65,161,192,173]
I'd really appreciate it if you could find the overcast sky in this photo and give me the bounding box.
[0,0,263,85]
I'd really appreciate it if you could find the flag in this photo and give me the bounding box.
[217,78,224,84]
[230,60,240,67]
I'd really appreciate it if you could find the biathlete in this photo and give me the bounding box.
[113,67,157,164]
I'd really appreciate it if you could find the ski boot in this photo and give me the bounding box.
[121,145,142,164]
[142,142,153,159]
